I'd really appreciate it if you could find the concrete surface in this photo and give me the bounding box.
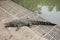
[0,0,60,40]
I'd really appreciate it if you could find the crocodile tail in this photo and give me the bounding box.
[31,21,56,26]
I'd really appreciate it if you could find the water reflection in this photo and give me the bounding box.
[37,6,60,26]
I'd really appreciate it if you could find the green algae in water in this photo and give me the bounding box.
[12,0,60,11]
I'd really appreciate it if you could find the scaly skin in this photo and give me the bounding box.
[5,19,56,31]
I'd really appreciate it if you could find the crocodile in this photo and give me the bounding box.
[5,19,56,31]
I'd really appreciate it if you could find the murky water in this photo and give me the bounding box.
[37,6,60,26]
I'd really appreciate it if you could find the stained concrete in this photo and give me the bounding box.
[0,0,60,40]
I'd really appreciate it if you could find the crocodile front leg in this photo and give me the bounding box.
[16,24,23,31]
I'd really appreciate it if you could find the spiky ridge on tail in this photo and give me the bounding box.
[31,21,56,26]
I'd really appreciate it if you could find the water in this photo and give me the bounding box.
[34,0,60,26]
[37,6,60,26]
